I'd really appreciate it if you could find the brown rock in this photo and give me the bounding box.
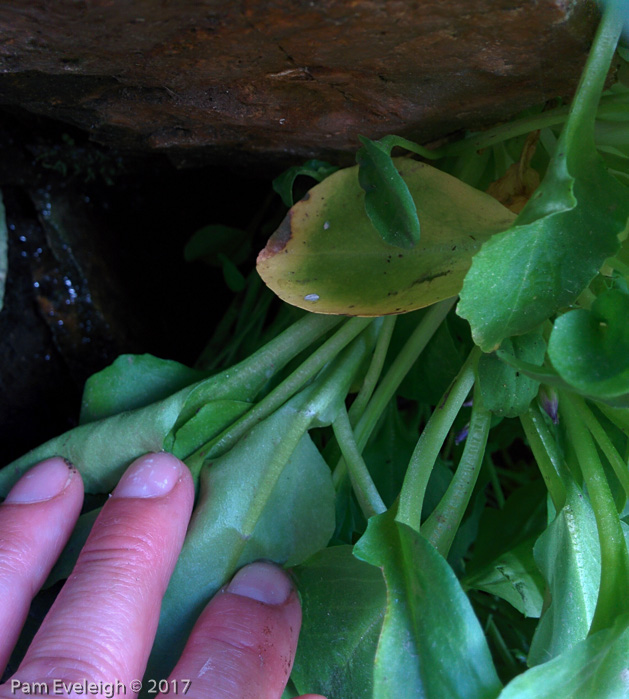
[0,0,599,166]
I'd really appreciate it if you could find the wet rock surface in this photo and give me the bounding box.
[0,117,271,463]
[0,0,599,166]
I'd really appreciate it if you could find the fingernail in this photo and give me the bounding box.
[113,452,184,499]
[4,458,75,504]
[227,561,293,605]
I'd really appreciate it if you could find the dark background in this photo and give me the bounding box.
[0,110,274,464]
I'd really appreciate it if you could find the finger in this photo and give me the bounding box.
[4,452,194,692]
[0,458,83,674]
[162,561,302,699]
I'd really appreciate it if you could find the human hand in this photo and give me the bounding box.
[0,453,325,699]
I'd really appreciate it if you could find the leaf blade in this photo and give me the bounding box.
[357,136,420,249]
[258,160,514,316]
[354,509,502,699]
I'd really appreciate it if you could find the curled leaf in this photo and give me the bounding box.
[548,289,629,400]
[356,136,420,249]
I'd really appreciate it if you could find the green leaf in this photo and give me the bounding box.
[468,480,548,572]
[272,159,340,207]
[218,252,246,292]
[478,331,547,417]
[291,546,386,699]
[392,311,470,404]
[80,354,205,424]
[495,352,629,409]
[465,537,545,618]
[183,224,250,266]
[464,481,547,615]
[0,314,341,495]
[458,8,629,351]
[362,403,421,508]
[354,508,502,699]
[0,190,7,314]
[356,136,420,249]
[0,384,196,495]
[528,482,601,666]
[148,426,336,679]
[147,335,368,678]
[548,289,629,400]
[257,159,514,315]
[500,613,629,699]
[171,400,251,459]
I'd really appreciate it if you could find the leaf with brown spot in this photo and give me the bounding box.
[257,159,515,316]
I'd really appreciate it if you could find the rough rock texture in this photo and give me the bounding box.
[0,0,599,166]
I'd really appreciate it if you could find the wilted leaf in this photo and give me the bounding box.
[257,159,514,316]
[486,132,541,214]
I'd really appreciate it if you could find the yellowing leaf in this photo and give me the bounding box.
[487,132,541,214]
[257,159,515,316]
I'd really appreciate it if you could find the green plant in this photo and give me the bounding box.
[2,3,629,697]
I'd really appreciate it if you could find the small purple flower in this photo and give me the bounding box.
[455,423,470,445]
[539,386,559,424]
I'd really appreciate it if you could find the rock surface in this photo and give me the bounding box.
[0,0,599,165]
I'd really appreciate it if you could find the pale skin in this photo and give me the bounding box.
[0,453,326,699]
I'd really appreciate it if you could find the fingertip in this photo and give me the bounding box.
[226,560,293,605]
[4,457,83,505]
[0,457,84,673]
[113,452,190,500]
[165,562,302,698]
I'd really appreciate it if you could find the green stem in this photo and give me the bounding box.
[396,346,478,533]
[561,0,625,151]
[597,403,629,437]
[380,134,444,161]
[520,404,568,510]
[333,407,386,519]
[606,256,629,277]
[332,298,455,487]
[438,93,625,159]
[485,454,506,509]
[348,316,397,424]
[194,316,373,461]
[180,312,343,428]
[222,291,273,367]
[560,392,629,634]
[235,270,264,333]
[442,109,571,158]
[195,293,242,371]
[486,616,519,677]
[421,382,491,556]
[570,395,629,500]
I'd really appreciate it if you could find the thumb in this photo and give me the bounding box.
[161,561,313,699]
